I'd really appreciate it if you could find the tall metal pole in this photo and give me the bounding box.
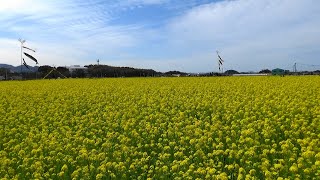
[18,39,26,77]
[217,51,220,73]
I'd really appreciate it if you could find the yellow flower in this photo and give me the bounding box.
[96,173,104,180]
[289,164,298,173]
[249,169,256,175]
[162,166,169,173]
[61,164,68,172]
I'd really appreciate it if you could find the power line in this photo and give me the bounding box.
[296,62,320,67]
[294,62,320,72]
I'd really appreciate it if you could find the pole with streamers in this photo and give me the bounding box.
[216,50,224,73]
[18,38,38,76]
[18,39,26,75]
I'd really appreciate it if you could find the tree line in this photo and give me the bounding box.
[0,65,163,80]
[2,66,319,80]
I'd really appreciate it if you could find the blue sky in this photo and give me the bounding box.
[0,0,319,72]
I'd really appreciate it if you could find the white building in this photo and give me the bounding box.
[68,65,88,72]
[233,73,270,76]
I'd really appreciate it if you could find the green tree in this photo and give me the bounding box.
[259,69,271,74]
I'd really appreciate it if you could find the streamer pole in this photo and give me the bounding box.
[18,39,26,76]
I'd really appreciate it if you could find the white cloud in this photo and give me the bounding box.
[0,38,20,65]
[165,0,320,71]
[125,0,169,5]
[0,0,141,66]
[0,0,51,13]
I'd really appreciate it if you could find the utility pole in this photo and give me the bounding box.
[18,38,26,77]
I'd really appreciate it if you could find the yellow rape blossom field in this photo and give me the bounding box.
[1,76,320,179]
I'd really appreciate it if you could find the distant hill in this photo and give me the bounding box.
[0,64,14,69]
[0,64,38,73]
